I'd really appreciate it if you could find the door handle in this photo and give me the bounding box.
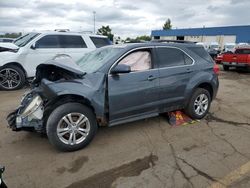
[147,75,156,81]
[186,68,193,73]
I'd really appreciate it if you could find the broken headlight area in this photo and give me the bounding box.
[7,92,44,132]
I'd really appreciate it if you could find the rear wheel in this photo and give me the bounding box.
[185,88,211,119]
[46,103,97,152]
[223,65,229,71]
[0,65,25,90]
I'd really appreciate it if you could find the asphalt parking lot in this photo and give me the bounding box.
[1,68,250,188]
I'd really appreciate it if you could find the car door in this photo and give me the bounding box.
[108,48,159,124]
[24,34,64,77]
[155,46,195,111]
[59,35,93,62]
[236,49,249,63]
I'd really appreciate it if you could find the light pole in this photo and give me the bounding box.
[93,11,96,34]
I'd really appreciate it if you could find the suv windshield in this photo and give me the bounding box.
[76,47,122,73]
[210,45,218,49]
[14,33,40,47]
[225,45,234,49]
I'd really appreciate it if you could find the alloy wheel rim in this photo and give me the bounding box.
[57,113,90,145]
[0,68,21,89]
[194,94,209,116]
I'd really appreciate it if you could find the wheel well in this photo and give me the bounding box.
[4,62,27,78]
[197,83,213,99]
[37,94,96,134]
[46,94,95,114]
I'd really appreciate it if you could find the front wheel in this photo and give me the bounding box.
[0,65,26,90]
[46,103,97,152]
[185,88,211,119]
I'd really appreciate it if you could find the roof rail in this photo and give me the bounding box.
[54,29,70,32]
[151,39,195,44]
[79,31,94,34]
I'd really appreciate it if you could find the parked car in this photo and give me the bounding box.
[0,31,111,90]
[208,42,220,60]
[0,38,15,43]
[209,42,220,51]
[223,43,235,52]
[237,43,249,47]
[7,42,219,151]
[215,51,233,64]
[221,47,250,70]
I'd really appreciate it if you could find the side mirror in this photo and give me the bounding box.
[30,43,37,50]
[111,64,131,74]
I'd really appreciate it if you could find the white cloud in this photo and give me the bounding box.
[0,0,249,38]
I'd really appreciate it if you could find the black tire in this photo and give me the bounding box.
[223,65,229,71]
[0,65,26,90]
[185,88,211,119]
[46,103,97,152]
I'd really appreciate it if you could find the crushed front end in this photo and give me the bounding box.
[7,90,44,132]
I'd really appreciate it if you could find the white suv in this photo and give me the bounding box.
[0,31,110,90]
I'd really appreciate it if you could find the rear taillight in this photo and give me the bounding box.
[213,64,220,74]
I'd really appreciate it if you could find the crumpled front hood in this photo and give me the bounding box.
[33,58,85,85]
[0,42,19,52]
[40,58,84,75]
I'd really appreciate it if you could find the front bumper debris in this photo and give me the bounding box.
[6,92,44,132]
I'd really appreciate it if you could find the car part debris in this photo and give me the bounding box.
[0,166,7,188]
[167,111,200,126]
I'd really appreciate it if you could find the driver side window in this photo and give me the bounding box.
[119,51,152,72]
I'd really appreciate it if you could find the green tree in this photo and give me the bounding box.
[136,35,151,41]
[97,25,114,41]
[163,18,172,30]
[0,32,21,38]
[125,35,151,43]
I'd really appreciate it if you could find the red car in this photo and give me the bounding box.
[221,47,250,70]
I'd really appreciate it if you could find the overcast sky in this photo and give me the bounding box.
[0,0,250,38]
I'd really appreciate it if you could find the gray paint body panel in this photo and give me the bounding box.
[37,42,219,127]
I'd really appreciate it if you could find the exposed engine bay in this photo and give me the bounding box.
[32,64,84,85]
[7,59,87,132]
[0,42,19,53]
[0,46,18,53]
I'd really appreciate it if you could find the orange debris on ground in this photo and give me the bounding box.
[167,111,199,126]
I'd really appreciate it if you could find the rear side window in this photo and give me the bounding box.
[184,54,193,65]
[36,35,87,48]
[156,47,191,68]
[188,47,212,62]
[235,49,250,54]
[36,35,60,48]
[90,37,110,48]
[58,35,87,48]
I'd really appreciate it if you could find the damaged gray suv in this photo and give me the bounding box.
[7,42,219,151]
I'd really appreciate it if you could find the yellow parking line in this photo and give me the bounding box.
[209,160,250,188]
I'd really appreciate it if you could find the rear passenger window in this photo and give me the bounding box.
[156,48,187,68]
[243,49,250,54]
[235,49,242,54]
[184,54,193,65]
[188,47,212,62]
[235,49,250,54]
[90,37,110,48]
[36,35,60,48]
[59,35,87,48]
